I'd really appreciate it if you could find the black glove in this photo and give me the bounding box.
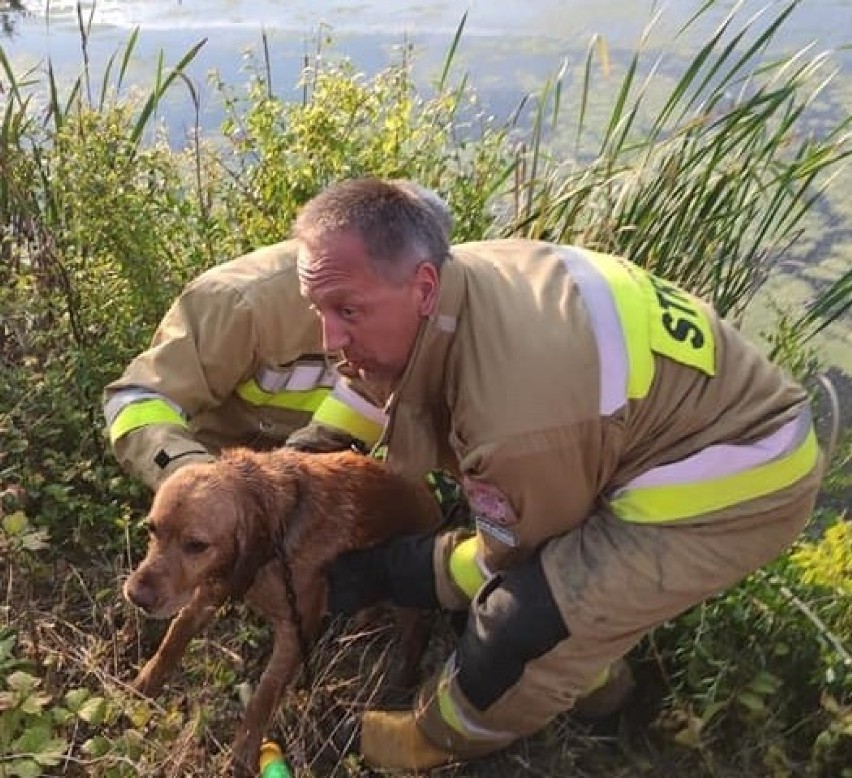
[326,531,440,617]
[285,423,368,454]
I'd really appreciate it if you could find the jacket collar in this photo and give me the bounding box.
[381,257,466,474]
[392,258,464,409]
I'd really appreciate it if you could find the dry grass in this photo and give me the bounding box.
[2,546,728,778]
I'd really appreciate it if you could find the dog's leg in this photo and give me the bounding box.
[132,594,220,697]
[231,576,326,777]
[389,607,434,690]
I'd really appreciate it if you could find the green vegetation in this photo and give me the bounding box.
[1,2,849,775]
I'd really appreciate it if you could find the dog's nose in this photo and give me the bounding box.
[124,577,157,613]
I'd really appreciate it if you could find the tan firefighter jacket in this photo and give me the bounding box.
[103,241,387,490]
[379,239,820,575]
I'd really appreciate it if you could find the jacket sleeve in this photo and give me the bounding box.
[102,281,258,490]
[454,420,603,574]
[286,373,390,455]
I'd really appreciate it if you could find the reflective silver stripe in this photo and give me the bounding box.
[329,381,388,427]
[474,550,493,581]
[255,361,337,393]
[103,387,188,427]
[558,248,629,414]
[613,405,813,494]
[438,654,516,741]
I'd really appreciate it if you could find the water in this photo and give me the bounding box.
[4,1,850,128]
[2,1,851,370]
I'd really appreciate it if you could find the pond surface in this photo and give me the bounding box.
[2,1,850,371]
[4,1,850,117]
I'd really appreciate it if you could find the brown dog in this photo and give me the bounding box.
[123,447,441,774]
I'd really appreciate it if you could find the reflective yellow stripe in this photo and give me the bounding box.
[313,394,384,448]
[437,681,467,736]
[436,659,515,741]
[448,537,486,599]
[109,398,188,444]
[235,378,330,412]
[613,427,819,523]
[633,264,716,376]
[583,250,655,399]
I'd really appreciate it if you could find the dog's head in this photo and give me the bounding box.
[123,451,304,618]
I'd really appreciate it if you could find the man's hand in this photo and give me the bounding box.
[326,545,391,617]
[326,531,440,617]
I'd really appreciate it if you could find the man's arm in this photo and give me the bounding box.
[326,425,601,615]
[103,282,257,490]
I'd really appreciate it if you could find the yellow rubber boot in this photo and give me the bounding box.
[360,709,455,770]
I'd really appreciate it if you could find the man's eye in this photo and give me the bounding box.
[182,539,210,555]
[340,306,359,320]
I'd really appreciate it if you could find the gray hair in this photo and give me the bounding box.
[389,179,454,240]
[293,178,452,284]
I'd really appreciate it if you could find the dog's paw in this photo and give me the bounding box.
[130,667,162,698]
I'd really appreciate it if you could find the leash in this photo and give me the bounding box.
[272,532,314,689]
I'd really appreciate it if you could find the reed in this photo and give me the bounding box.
[503,0,850,321]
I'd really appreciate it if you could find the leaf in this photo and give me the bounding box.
[12,725,64,765]
[748,670,780,695]
[700,700,728,725]
[820,692,840,714]
[19,693,52,715]
[63,687,90,712]
[0,630,17,661]
[126,700,153,729]
[5,758,43,778]
[51,706,74,726]
[81,735,112,758]
[737,691,766,714]
[2,510,28,535]
[33,738,67,767]
[77,696,108,725]
[7,671,40,693]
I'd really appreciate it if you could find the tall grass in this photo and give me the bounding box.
[504,1,851,321]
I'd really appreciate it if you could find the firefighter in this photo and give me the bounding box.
[295,177,824,770]
[102,183,452,491]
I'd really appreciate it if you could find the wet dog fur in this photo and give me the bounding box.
[123,447,441,774]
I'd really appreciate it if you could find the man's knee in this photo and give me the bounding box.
[456,553,569,711]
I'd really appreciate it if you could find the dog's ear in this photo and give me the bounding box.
[224,451,311,598]
[228,516,269,599]
[224,452,275,598]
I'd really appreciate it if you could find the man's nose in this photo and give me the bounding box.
[321,315,351,352]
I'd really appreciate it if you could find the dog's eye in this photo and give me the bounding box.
[144,520,158,538]
[182,539,210,555]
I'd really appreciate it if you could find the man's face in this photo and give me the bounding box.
[297,231,437,385]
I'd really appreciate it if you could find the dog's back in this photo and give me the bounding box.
[294,449,442,544]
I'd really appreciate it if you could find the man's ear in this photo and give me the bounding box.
[414,261,440,316]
